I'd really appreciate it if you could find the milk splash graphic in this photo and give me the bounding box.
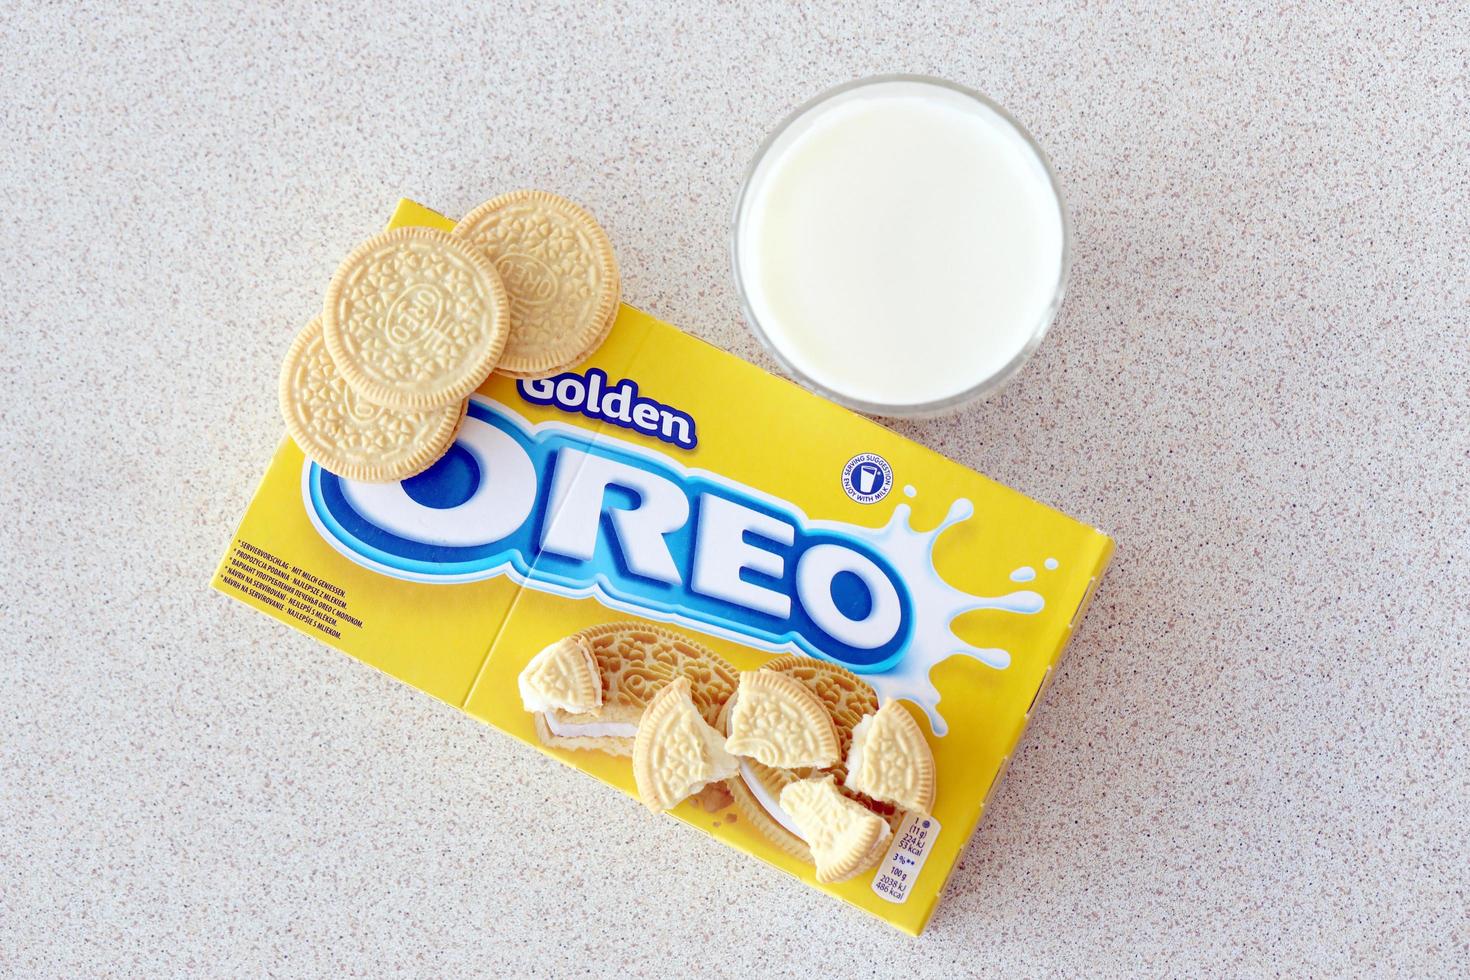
[834,494,1045,736]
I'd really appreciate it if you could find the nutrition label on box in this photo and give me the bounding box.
[872,813,941,904]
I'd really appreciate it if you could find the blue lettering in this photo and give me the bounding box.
[306,398,911,672]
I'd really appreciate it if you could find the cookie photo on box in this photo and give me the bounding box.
[519,622,737,756]
[719,656,902,865]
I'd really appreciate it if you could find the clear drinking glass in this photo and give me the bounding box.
[730,74,1072,417]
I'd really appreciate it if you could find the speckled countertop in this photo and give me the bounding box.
[2,3,1466,976]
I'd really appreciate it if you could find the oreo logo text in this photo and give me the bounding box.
[304,398,913,672]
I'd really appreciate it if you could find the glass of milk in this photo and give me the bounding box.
[732,75,1070,416]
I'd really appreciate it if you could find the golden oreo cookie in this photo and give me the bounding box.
[845,701,937,815]
[452,190,620,378]
[322,226,509,409]
[279,317,463,482]
[724,670,840,769]
[518,634,602,716]
[632,678,740,814]
[780,776,891,884]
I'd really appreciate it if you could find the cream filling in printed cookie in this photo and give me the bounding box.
[543,715,639,739]
[738,759,808,843]
[846,718,871,780]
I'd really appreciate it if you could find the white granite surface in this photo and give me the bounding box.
[2,2,1466,976]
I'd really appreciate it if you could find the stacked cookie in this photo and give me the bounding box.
[523,623,736,754]
[518,622,937,885]
[721,657,934,883]
[280,191,620,481]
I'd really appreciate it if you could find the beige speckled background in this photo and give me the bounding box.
[2,2,1466,976]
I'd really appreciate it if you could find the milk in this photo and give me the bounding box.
[734,78,1067,411]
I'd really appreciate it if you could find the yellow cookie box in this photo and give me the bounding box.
[212,199,1113,935]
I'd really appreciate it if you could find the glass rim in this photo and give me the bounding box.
[730,73,1073,418]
